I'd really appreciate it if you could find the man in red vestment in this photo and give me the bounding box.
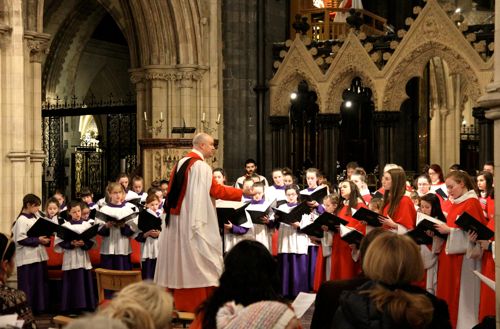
[154,133,243,312]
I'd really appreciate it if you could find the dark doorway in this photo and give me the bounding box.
[338,78,376,173]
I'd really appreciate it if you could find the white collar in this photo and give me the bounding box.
[192,148,205,160]
[453,189,478,204]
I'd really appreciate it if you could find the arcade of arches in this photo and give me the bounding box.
[1,0,500,310]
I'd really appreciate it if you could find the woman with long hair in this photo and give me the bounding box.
[333,234,451,329]
[435,170,486,329]
[379,168,416,233]
[329,180,366,281]
[192,240,284,329]
[476,170,494,222]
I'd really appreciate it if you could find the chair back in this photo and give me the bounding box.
[95,268,142,303]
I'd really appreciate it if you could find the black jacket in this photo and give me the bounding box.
[332,281,452,329]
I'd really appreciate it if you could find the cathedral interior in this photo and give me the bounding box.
[0,0,498,232]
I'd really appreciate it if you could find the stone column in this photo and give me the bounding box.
[476,0,500,324]
[25,31,50,194]
[472,107,494,167]
[317,113,341,181]
[373,111,400,172]
[269,116,289,168]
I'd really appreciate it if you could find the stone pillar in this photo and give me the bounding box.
[472,107,494,167]
[317,113,341,182]
[269,116,289,168]
[476,0,500,325]
[373,111,399,172]
[133,66,208,181]
[0,3,49,232]
[25,31,50,194]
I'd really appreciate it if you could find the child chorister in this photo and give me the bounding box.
[12,194,49,314]
[300,168,324,291]
[44,197,61,224]
[131,175,148,204]
[135,194,162,280]
[312,193,339,291]
[267,168,287,205]
[55,201,97,313]
[245,182,275,252]
[97,182,139,270]
[117,173,140,202]
[276,185,309,298]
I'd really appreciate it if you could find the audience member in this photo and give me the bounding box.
[332,234,451,329]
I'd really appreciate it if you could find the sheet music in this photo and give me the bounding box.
[291,292,316,318]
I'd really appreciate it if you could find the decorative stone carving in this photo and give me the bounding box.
[24,31,51,63]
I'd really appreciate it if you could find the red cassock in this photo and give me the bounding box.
[436,198,486,328]
[329,202,366,281]
[381,195,416,230]
[479,215,495,321]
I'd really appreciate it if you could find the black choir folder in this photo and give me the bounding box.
[415,213,447,239]
[95,211,138,223]
[246,200,277,224]
[273,202,310,225]
[351,207,384,227]
[216,200,250,228]
[138,211,162,232]
[27,218,59,237]
[339,225,364,246]
[455,212,494,240]
[435,188,448,201]
[300,212,348,238]
[57,224,99,241]
[407,229,433,245]
[300,187,328,204]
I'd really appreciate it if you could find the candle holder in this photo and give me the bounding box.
[144,116,165,135]
[201,112,221,134]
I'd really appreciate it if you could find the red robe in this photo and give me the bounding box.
[161,151,243,312]
[329,202,366,280]
[479,216,495,321]
[381,195,416,231]
[436,196,486,328]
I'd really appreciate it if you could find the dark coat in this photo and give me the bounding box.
[332,281,452,329]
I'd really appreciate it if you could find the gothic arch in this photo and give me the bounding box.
[382,41,482,111]
[325,67,378,114]
[270,71,321,117]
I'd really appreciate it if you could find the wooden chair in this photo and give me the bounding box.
[94,268,142,303]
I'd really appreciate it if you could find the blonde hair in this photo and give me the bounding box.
[107,182,125,195]
[362,234,433,329]
[100,281,173,329]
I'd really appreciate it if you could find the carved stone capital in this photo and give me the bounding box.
[24,31,51,63]
[129,69,145,85]
[142,66,206,84]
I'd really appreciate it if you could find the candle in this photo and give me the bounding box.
[217,113,221,122]
[160,112,163,120]
[144,111,147,121]
[202,112,206,121]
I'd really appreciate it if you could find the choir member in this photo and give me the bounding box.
[350,168,371,204]
[435,170,486,329]
[12,194,49,313]
[379,168,416,233]
[477,171,495,222]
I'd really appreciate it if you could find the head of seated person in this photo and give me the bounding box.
[216,300,300,329]
[99,281,173,329]
[197,239,285,329]
[335,234,451,329]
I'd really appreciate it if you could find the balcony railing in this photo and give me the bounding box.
[298,8,387,40]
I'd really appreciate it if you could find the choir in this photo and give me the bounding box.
[7,160,496,329]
